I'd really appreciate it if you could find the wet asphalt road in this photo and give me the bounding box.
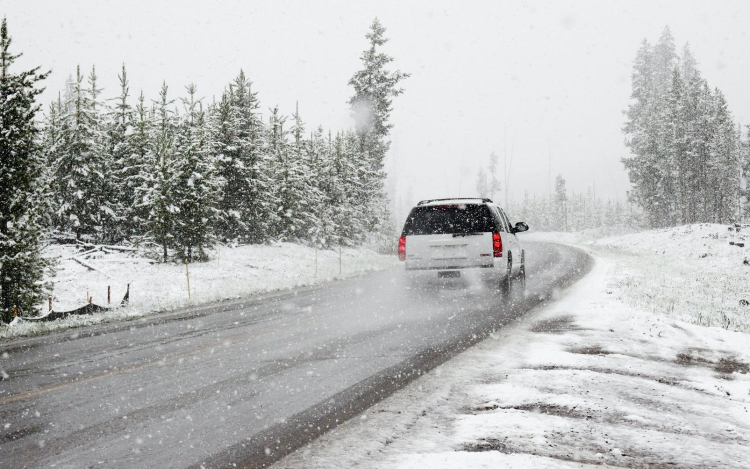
[0,241,591,468]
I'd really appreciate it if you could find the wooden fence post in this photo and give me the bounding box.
[108,286,111,304]
[185,260,191,299]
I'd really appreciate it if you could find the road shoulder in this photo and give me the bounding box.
[275,251,750,468]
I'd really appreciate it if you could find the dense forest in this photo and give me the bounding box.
[0,18,407,321]
[623,27,749,227]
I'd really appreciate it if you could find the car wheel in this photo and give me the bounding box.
[515,250,526,289]
[500,256,512,295]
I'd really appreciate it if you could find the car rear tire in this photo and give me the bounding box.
[516,250,526,289]
[500,256,512,295]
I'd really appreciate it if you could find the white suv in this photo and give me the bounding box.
[398,198,529,291]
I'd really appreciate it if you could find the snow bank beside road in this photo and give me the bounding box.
[526,224,750,332]
[593,224,750,332]
[1,243,397,339]
[277,253,750,469]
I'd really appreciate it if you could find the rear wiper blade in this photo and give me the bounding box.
[452,232,483,237]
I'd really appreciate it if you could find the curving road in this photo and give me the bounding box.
[0,241,591,468]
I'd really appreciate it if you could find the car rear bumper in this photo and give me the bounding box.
[403,264,507,286]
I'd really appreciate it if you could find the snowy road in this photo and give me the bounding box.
[0,241,591,469]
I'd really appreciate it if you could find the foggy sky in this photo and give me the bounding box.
[6,0,750,218]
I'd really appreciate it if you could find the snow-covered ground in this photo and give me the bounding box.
[0,243,397,339]
[528,224,750,333]
[276,225,750,468]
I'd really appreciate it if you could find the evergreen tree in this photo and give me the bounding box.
[41,95,65,231]
[488,151,501,201]
[709,89,740,222]
[348,18,409,239]
[138,82,178,261]
[52,65,109,240]
[286,103,322,241]
[214,71,275,244]
[680,43,698,84]
[172,84,220,261]
[741,125,750,222]
[475,167,488,198]
[0,18,53,321]
[211,87,237,240]
[266,105,290,238]
[306,127,335,247]
[554,174,568,231]
[127,90,152,236]
[108,64,136,240]
[652,26,677,96]
[86,65,119,242]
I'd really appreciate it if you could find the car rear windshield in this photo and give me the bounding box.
[401,204,496,236]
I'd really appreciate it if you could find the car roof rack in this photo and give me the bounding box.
[417,198,493,206]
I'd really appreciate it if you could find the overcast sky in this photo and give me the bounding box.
[6,0,750,217]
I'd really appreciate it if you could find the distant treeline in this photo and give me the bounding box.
[474,152,642,233]
[623,26,750,228]
[504,175,642,233]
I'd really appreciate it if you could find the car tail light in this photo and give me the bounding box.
[398,236,406,261]
[492,232,502,257]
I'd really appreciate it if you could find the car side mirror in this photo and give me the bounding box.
[511,222,529,234]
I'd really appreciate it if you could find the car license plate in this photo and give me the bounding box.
[438,271,460,279]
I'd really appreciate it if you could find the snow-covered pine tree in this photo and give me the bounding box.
[554,174,568,231]
[622,39,657,226]
[623,28,678,228]
[742,125,750,223]
[172,84,220,262]
[211,87,237,241]
[488,151,501,202]
[137,82,178,262]
[306,127,335,247]
[107,64,136,240]
[348,18,409,244]
[126,91,152,238]
[286,103,322,242]
[327,131,349,246]
[0,18,53,321]
[734,124,744,222]
[662,66,685,226]
[475,168,488,198]
[709,89,740,223]
[652,26,678,97]
[86,65,120,242]
[680,43,698,86]
[345,129,373,245]
[214,71,275,244]
[266,105,297,240]
[325,130,366,245]
[53,65,110,240]
[41,94,65,232]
